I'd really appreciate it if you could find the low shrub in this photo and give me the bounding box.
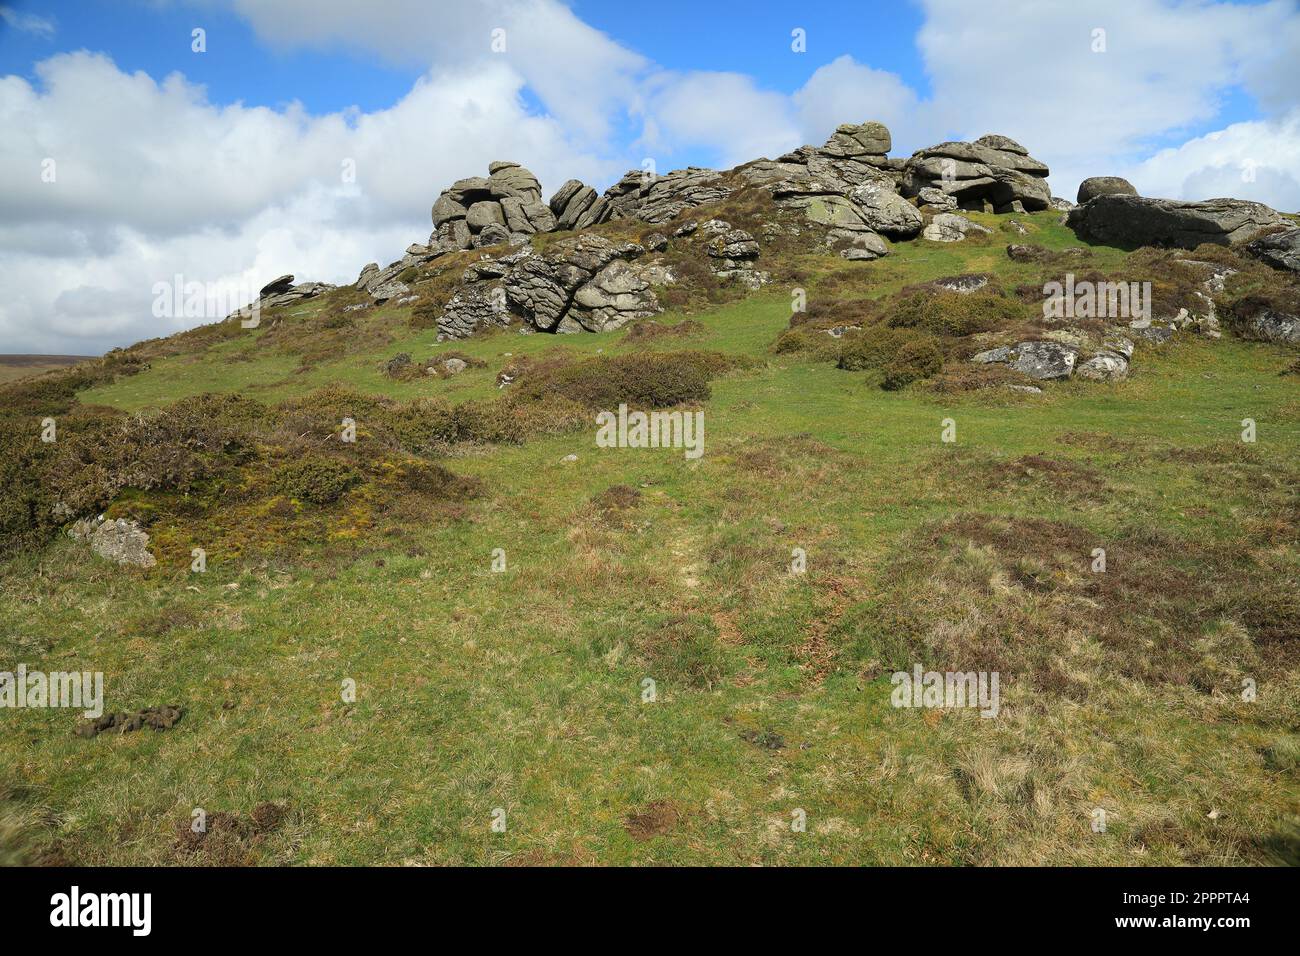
[622,319,706,342]
[510,350,731,408]
[886,288,1026,337]
[881,337,945,390]
[273,454,361,505]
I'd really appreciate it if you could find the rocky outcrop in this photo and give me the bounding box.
[605,168,733,225]
[1066,196,1286,249]
[228,274,333,319]
[438,235,663,339]
[548,179,600,230]
[1244,227,1300,275]
[740,121,901,197]
[766,157,906,259]
[430,162,555,252]
[1077,176,1138,204]
[705,227,768,287]
[901,135,1052,212]
[67,517,157,568]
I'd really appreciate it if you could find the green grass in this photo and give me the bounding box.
[4,207,1298,866]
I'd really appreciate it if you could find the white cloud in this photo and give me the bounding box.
[793,55,923,155]
[911,0,1300,201]
[637,70,799,168]
[0,49,622,354]
[1125,110,1300,211]
[230,0,647,143]
[0,6,55,38]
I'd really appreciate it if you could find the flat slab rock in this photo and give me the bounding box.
[1066,195,1286,249]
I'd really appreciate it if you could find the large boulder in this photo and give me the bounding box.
[706,228,760,270]
[848,180,923,238]
[569,259,660,331]
[1066,195,1287,248]
[1243,227,1300,275]
[1077,176,1138,204]
[548,179,599,230]
[438,283,514,339]
[819,121,891,161]
[901,135,1052,212]
[922,213,992,243]
[439,234,658,338]
[738,120,900,194]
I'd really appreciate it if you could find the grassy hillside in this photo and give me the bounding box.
[2,207,1297,865]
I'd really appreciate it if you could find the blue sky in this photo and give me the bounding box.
[1,1,932,119]
[1,0,1297,354]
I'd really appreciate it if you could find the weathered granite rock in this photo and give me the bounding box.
[68,517,157,568]
[1075,351,1130,381]
[1077,176,1138,204]
[440,234,657,338]
[1066,195,1286,248]
[438,283,513,339]
[901,136,1052,211]
[228,274,333,319]
[848,180,923,238]
[569,259,660,331]
[922,213,992,242]
[917,186,958,210]
[591,167,733,225]
[549,179,599,230]
[1231,303,1300,343]
[972,341,1080,380]
[706,228,760,270]
[1243,227,1300,274]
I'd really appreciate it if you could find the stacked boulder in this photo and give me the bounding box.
[703,223,767,287]
[430,161,557,253]
[901,134,1052,213]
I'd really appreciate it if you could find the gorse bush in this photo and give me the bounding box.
[886,287,1026,337]
[509,350,733,409]
[882,336,945,390]
[273,454,361,505]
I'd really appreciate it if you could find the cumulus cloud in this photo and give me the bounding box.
[1124,110,1300,211]
[230,0,647,142]
[793,55,924,155]
[636,70,799,169]
[0,48,621,354]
